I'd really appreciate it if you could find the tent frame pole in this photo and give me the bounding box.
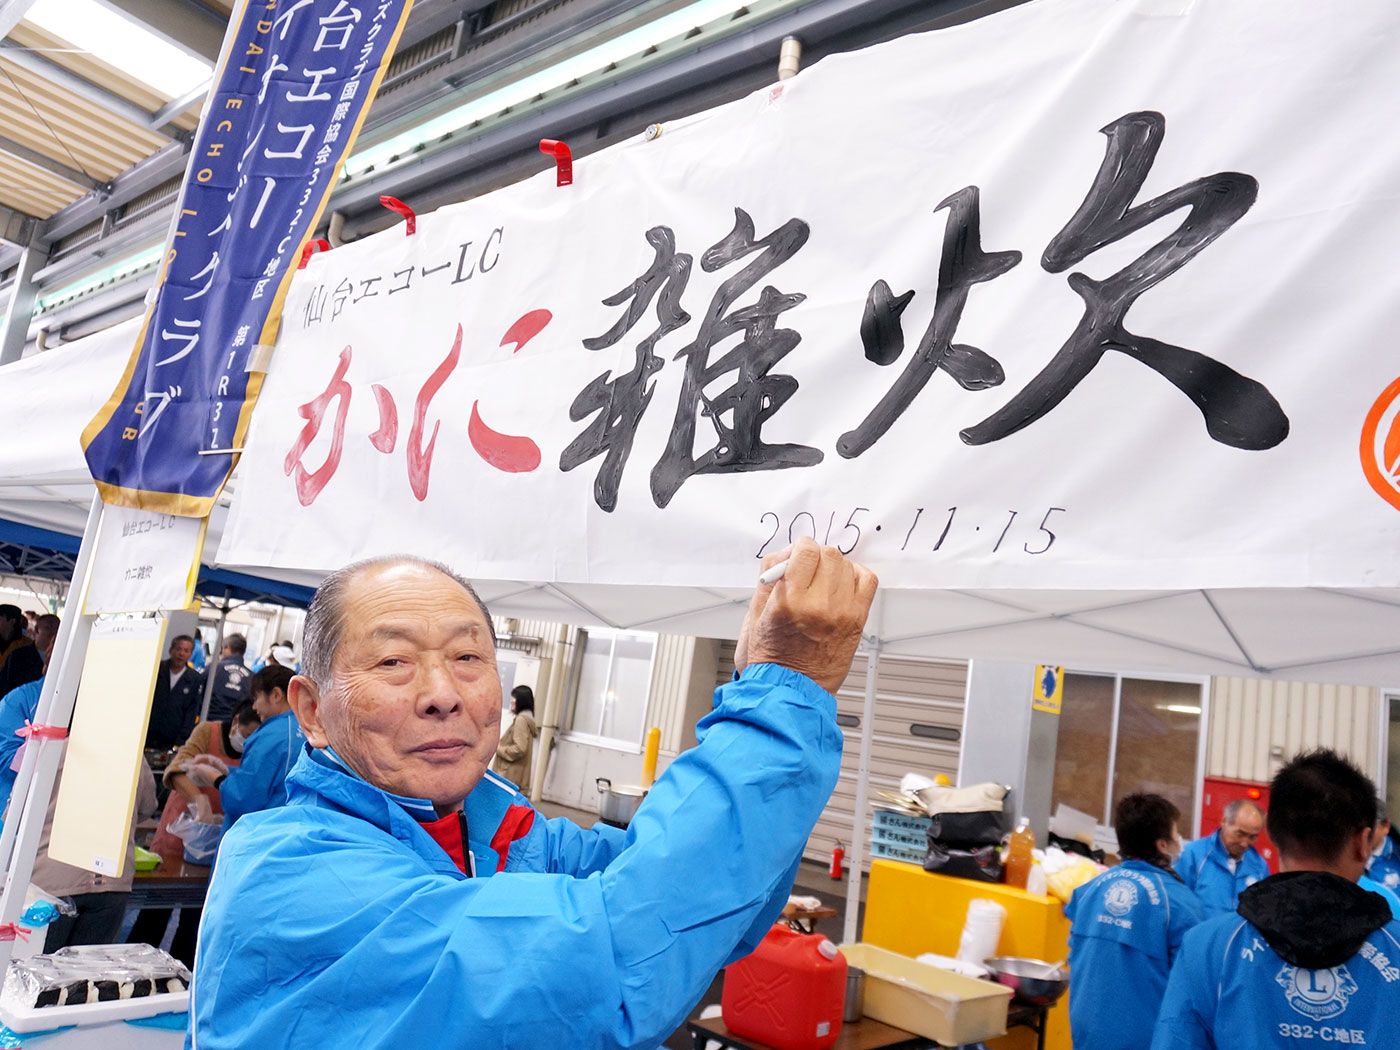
[843,594,883,947]
[0,495,103,970]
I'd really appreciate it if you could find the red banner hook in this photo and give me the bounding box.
[298,239,330,270]
[538,139,573,187]
[380,195,416,235]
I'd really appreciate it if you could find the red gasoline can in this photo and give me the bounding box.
[722,925,847,1050]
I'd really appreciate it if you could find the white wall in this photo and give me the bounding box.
[1207,677,1379,782]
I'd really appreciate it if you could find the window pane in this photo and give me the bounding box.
[599,633,654,744]
[1051,673,1116,823]
[1112,678,1202,824]
[569,633,615,735]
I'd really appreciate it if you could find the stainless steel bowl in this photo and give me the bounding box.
[984,956,1069,1006]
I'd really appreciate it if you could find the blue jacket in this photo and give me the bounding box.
[1152,872,1400,1050]
[218,708,305,829]
[1369,836,1400,894]
[189,663,842,1050]
[1176,830,1269,918]
[1359,875,1400,920]
[1067,859,1204,1050]
[0,677,42,815]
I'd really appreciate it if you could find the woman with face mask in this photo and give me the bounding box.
[128,700,262,965]
[1065,794,1205,1050]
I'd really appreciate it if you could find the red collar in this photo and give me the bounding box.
[420,811,472,875]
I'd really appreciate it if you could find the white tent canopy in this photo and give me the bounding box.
[5,0,1400,686]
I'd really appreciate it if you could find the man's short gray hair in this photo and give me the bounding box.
[301,556,495,688]
[1223,798,1264,824]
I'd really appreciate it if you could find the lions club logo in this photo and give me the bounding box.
[1104,879,1139,917]
[1276,964,1358,1020]
[1360,377,1400,511]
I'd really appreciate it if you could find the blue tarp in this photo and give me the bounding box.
[0,518,314,608]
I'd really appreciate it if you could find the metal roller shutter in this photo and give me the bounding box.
[716,643,967,871]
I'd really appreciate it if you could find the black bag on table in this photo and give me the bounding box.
[922,841,1003,882]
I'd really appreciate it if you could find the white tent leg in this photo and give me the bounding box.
[0,495,102,969]
[843,595,884,947]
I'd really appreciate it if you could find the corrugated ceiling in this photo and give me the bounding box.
[0,4,217,222]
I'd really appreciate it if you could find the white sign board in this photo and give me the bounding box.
[85,505,205,613]
[220,0,1400,594]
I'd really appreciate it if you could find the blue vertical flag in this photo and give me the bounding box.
[84,0,413,514]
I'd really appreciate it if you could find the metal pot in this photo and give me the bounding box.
[984,956,1069,1006]
[596,778,647,827]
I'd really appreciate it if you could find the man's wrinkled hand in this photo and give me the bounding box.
[735,537,878,694]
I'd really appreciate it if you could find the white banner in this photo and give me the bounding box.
[219,0,1400,592]
[84,504,204,614]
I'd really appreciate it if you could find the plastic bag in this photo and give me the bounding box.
[1046,856,1104,904]
[166,811,222,865]
[2,944,189,1009]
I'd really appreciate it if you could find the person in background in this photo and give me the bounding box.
[0,613,59,815]
[1153,750,1400,1050]
[0,605,30,667]
[34,755,158,951]
[185,664,304,828]
[1367,799,1399,892]
[206,633,253,723]
[128,701,262,965]
[1175,797,1269,918]
[1067,793,1204,1050]
[492,684,539,793]
[145,635,205,751]
[1357,798,1400,918]
[0,613,56,697]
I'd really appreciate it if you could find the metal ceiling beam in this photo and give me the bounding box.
[0,134,103,192]
[0,0,39,41]
[92,0,226,63]
[150,79,211,130]
[39,138,189,245]
[0,41,165,132]
[0,242,49,365]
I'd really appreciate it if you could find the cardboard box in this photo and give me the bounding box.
[840,943,1010,1046]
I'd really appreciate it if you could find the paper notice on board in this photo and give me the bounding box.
[84,505,206,613]
[49,618,167,878]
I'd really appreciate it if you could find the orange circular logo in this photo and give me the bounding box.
[1360,377,1400,511]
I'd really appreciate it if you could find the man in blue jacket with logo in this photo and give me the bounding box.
[190,539,877,1050]
[1067,793,1204,1050]
[1176,797,1269,917]
[1152,749,1400,1050]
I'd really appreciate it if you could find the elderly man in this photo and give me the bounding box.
[1175,797,1269,917]
[1152,750,1400,1050]
[191,539,875,1049]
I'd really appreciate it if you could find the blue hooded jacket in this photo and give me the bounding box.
[217,707,305,828]
[1369,835,1400,894]
[1152,871,1400,1050]
[1067,859,1204,1050]
[1176,830,1269,918]
[188,663,842,1050]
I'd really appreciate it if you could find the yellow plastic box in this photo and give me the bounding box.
[839,942,1011,1047]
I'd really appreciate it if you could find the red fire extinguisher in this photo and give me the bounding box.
[829,841,845,879]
